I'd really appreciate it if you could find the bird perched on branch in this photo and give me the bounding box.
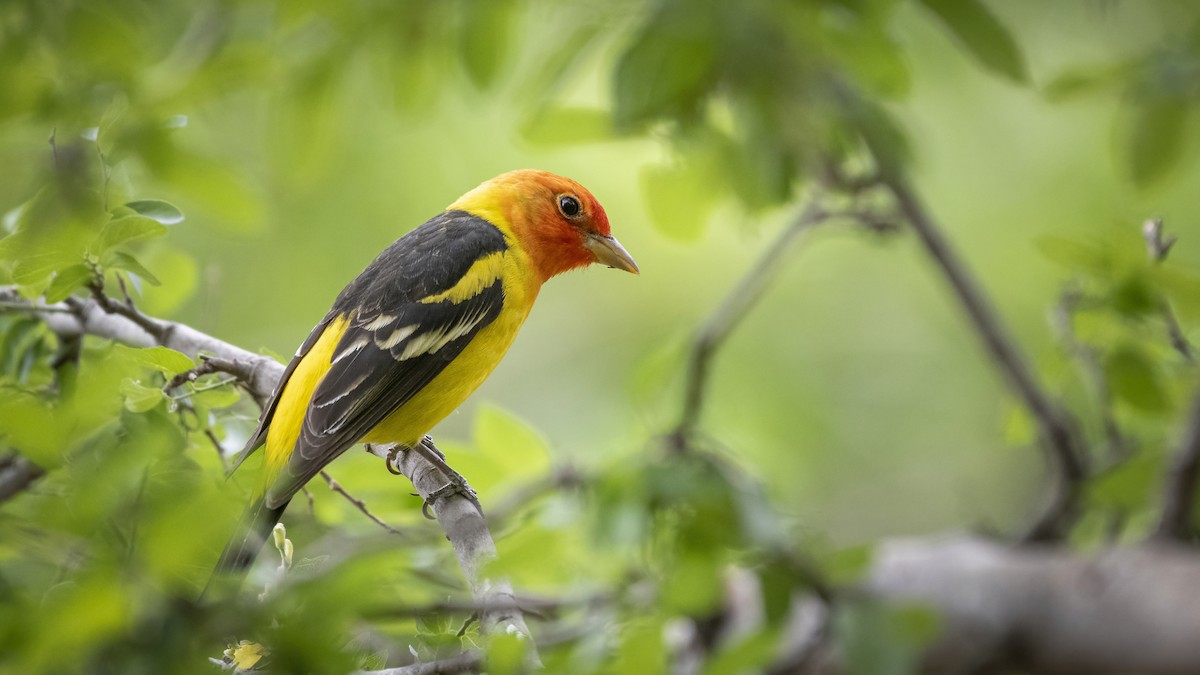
[209,169,637,587]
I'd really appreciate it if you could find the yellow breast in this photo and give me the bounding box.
[360,246,539,447]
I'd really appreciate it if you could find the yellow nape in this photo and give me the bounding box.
[263,314,349,485]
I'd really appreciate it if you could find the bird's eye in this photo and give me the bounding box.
[558,195,581,218]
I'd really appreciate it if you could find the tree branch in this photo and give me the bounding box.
[363,443,540,665]
[353,650,481,675]
[876,171,1087,541]
[1153,391,1200,541]
[0,285,537,659]
[0,452,46,503]
[674,201,826,442]
[319,470,420,539]
[1141,217,1194,362]
[845,535,1200,673]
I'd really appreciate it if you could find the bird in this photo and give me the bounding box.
[208,169,637,586]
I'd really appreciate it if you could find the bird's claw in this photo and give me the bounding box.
[421,473,480,520]
[384,445,405,475]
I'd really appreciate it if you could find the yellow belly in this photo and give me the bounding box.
[360,287,533,447]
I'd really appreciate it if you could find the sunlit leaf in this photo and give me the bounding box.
[473,404,551,479]
[485,631,526,675]
[90,215,167,255]
[226,640,270,670]
[43,264,95,303]
[123,200,184,225]
[918,0,1029,83]
[101,251,161,286]
[121,378,164,413]
[10,249,82,286]
[113,344,194,376]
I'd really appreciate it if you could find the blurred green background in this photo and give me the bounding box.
[2,0,1200,671]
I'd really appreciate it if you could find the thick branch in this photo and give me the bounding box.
[0,453,46,503]
[354,650,481,675]
[0,286,535,656]
[848,536,1200,674]
[364,443,538,664]
[1154,391,1200,541]
[877,172,1086,540]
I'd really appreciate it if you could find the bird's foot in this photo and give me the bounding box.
[383,444,405,475]
[422,474,480,520]
[413,436,484,519]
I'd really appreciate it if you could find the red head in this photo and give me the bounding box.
[450,170,638,283]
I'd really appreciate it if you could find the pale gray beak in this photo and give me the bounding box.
[584,233,639,274]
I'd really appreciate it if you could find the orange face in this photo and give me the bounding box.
[455,170,639,283]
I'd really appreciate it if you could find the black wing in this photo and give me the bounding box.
[259,210,509,507]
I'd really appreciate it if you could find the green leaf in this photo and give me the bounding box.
[192,382,241,409]
[485,632,526,675]
[823,544,875,585]
[1087,453,1159,511]
[11,249,83,286]
[1109,274,1157,317]
[123,200,184,225]
[703,630,777,675]
[1105,346,1168,413]
[458,0,515,88]
[90,215,167,255]
[613,2,717,130]
[113,344,194,376]
[918,0,1029,83]
[43,264,95,303]
[101,251,161,286]
[473,404,551,478]
[1123,98,1189,189]
[662,554,721,613]
[121,378,164,413]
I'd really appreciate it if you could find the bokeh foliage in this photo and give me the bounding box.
[2,0,1200,672]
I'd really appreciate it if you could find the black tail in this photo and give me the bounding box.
[201,496,290,600]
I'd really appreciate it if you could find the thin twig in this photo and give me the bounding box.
[204,428,228,472]
[319,470,412,538]
[1153,392,1200,540]
[877,169,1086,541]
[85,281,172,344]
[675,201,827,443]
[1141,218,1194,362]
[1053,289,1126,462]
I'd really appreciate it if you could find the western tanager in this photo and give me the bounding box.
[211,169,637,579]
